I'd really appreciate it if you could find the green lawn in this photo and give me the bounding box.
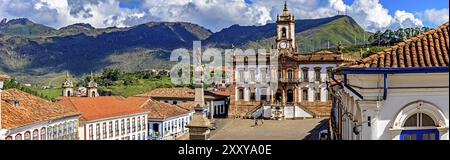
[29,87,62,101]
[101,77,176,97]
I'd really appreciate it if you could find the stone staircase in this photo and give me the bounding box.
[300,102,332,118]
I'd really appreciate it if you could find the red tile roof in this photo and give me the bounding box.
[56,96,148,121]
[176,102,197,111]
[135,87,217,100]
[138,98,191,120]
[339,22,449,69]
[0,73,9,81]
[1,89,81,129]
[208,89,230,97]
[296,50,356,62]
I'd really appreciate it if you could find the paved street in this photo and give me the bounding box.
[210,118,328,140]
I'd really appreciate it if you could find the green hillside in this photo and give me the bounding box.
[241,16,370,53]
[0,18,56,36]
[0,16,369,85]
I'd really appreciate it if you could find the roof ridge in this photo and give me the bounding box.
[337,21,449,69]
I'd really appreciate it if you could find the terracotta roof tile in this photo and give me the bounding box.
[139,99,191,120]
[0,73,10,81]
[296,50,356,62]
[56,96,148,121]
[176,102,197,111]
[1,89,81,129]
[135,87,218,100]
[207,89,230,97]
[338,22,449,68]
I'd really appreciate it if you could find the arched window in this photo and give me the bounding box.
[33,129,39,140]
[238,88,244,100]
[24,131,31,140]
[403,113,436,127]
[15,134,22,140]
[5,136,13,140]
[244,56,248,66]
[287,89,294,103]
[282,28,287,37]
[47,126,53,140]
[275,90,282,102]
[41,127,47,140]
[58,124,63,138]
[393,101,446,140]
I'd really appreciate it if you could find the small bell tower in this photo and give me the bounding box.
[62,72,74,97]
[86,72,99,97]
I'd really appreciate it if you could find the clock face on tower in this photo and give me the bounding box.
[279,41,287,49]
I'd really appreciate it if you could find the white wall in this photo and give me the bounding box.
[298,63,335,102]
[4,116,79,140]
[150,113,192,140]
[338,73,449,140]
[81,113,148,140]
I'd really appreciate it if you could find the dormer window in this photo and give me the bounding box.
[8,100,20,107]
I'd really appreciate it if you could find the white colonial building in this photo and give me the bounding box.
[1,88,81,140]
[329,22,449,140]
[136,87,229,118]
[128,97,192,140]
[57,96,149,140]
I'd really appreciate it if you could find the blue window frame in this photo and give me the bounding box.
[400,129,439,140]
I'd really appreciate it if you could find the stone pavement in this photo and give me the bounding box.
[210,118,328,140]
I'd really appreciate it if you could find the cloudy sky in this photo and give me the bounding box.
[0,0,448,32]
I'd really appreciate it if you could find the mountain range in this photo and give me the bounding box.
[0,15,367,85]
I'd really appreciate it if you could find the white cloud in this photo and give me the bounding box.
[390,10,423,29]
[418,8,449,26]
[0,0,443,32]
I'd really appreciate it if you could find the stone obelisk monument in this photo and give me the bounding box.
[187,45,211,140]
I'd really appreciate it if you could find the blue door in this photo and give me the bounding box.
[400,129,439,140]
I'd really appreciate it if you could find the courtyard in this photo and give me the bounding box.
[210,118,328,140]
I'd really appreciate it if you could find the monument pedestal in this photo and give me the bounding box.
[187,104,211,140]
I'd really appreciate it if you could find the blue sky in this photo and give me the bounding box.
[0,0,448,32]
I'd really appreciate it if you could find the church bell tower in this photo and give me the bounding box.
[276,1,297,54]
[62,72,74,97]
[86,72,99,97]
